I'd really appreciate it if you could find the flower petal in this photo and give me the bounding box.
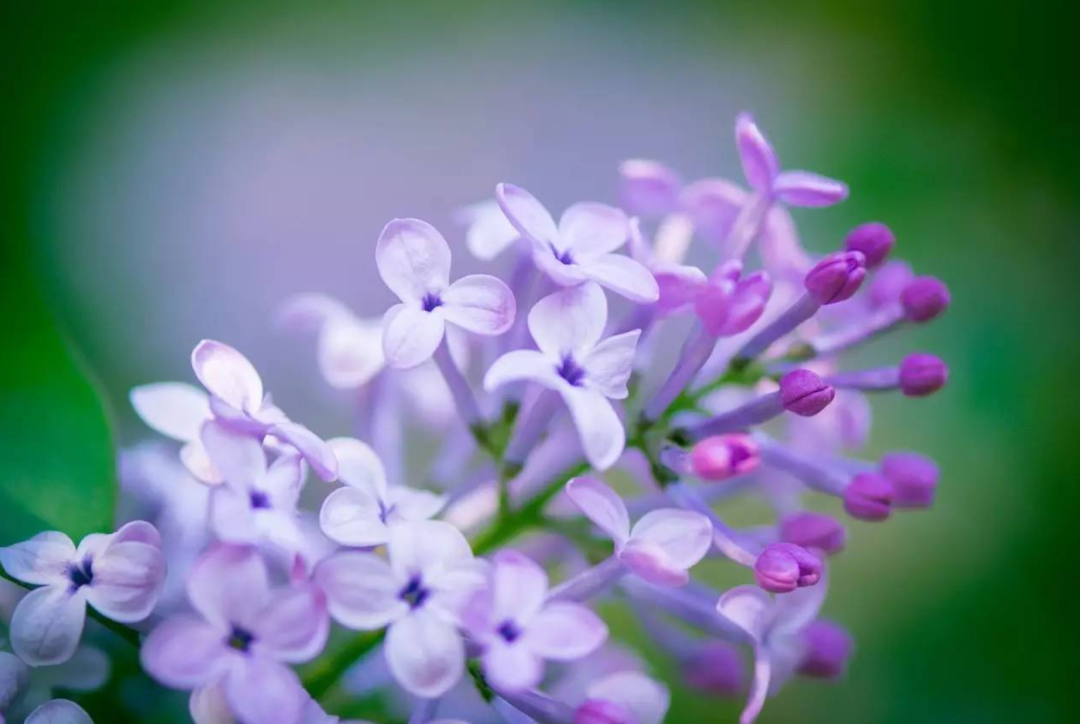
[524,601,607,660]
[86,542,165,623]
[328,437,387,496]
[318,314,385,389]
[482,350,562,392]
[0,532,76,586]
[389,521,474,582]
[375,218,452,303]
[587,671,670,724]
[558,203,629,258]
[772,171,848,207]
[181,441,223,484]
[318,487,388,548]
[561,386,625,471]
[189,681,234,724]
[25,699,94,724]
[130,382,211,442]
[252,583,328,663]
[387,486,446,522]
[269,421,337,482]
[735,113,779,193]
[482,642,544,692]
[580,254,659,304]
[225,657,305,724]
[385,611,465,698]
[618,159,682,218]
[629,509,712,570]
[564,477,630,543]
[527,282,607,359]
[314,552,404,630]
[741,644,772,724]
[140,616,229,689]
[495,183,558,250]
[209,487,261,544]
[442,275,516,336]
[583,330,640,399]
[10,586,86,666]
[200,421,266,493]
[382,304,446,370]
[458,200,521,261]
[680,178,748,244]
[187,544,270,630]
[191,340,264,412]
[716,585,772,641]
[490,550,548,625]
[276,292,351,332]
[618,539,689,587]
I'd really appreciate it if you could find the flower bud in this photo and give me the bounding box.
[881,452,939,508]
[754,542,822,593]
[899,354,948,397]
[804,251,866,305]
[780,369,835,417]
[780,512,847,554]
[844,222,894,268]
[683,641,744,695]
[901,276,950,322]
[690,434,760,481]
[798,620,854,679]
[843,473,893,521]
[574,700,636,724]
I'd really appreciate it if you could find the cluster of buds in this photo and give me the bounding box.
[1,112,950,724]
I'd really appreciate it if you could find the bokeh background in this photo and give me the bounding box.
[3,1,1079,722]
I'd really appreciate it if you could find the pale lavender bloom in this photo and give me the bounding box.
[573,671,670,724]
[23,699,93,724]
[277,293,386,389]
[318,438,446,548]
[314,521,486,698]
[141,544,328,724]
[0,522,166,666]
[188,682,373,724]
[618,159,683,219]
[626,218,706,316]
[454,200,522,261]
[495,183,659,303]
[0,643,108,721]
[565,477,711,586]
[484,283,640,470]
[693,261,772,337]
[190,340,338,481]
[377,218,516,369]
[130,381,219,483]
[462,550,607,692]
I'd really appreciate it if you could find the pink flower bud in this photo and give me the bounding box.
[843,473,893,521]
[881,452,939,509]
[804,251,866,305]
[780,512,847,554]
[798,620,854,679]
[780,369,835,417]
[754,542,822,593]
[574,700,637,724]
[690,434,760,481]
[899,354,948,396]
[844,222,894,268]
[901,276,950,322]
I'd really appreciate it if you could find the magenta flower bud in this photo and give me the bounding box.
[754,542,822,593]
[804,251,866,305]
[844,222,894,268]
[780,512,847,554]
[843,472,893,521]
[574,700,636,724]
[780,369,835,417]
[798,620,854,679]
[901,275,950,322]
[881,452,939,508]
[899,353,948,397]
[683,641,744,695]
[690,434,760,481]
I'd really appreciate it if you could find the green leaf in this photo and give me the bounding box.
[0,275,116,546]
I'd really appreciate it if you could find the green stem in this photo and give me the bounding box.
[302,630,385,699]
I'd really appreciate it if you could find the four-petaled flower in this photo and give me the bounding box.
[565,477,712,586]
[0,521,166,666]
[484,282,639,470]
[377,218,516,369]
[462,550,607,692]
[276,293,386,389]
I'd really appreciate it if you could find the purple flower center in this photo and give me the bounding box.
[550,243,574,265]
[556,355,587,386]
[398,576,430,610]
[378,499,395,524]
[228,626,256,653]
[496,619,521,643]
[68,557,94,590]
[249,491,271,509]
[729,443,752,469]
[421,293,443,312]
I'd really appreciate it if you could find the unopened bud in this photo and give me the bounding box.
[899,354,948,397]
[690,434,760,481]
[844,222,894,268]
[798,620,854,679]
[843,472,893,521]
[901,276,950,322]
[805,251,866,305]
[780,369,835,417]
[780,512,847,554]
[754,542,822,593]
[881,452,939,509]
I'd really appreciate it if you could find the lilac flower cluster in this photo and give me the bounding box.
[0,112,950,724]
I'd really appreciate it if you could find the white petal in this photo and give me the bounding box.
[742,644,772,724]
[328,438,386,495]
[387,487,446,522]
[583,330,640,399]
[318,487,389,548]
[376,218,452,303]
[381,304,446,370]
[200,421,266,493]
[558,203,629,259]
[482,642,543,692]
[523,601,607,660]
[587,671,670,724]
[458,200,521,261]
[191,340,264,413]
[0,532,76,586]
[186,544,270,630]
[318,314,385,389]
[130,382,211,442]
[527,282,607,359]
[86,542,166,623]
[224,657,305,724]
[275,292,351,333]
[618,539,690,587]
[209,487,261,544]
[389,521,474,582]
[268,422,337,482]
[629,509,712,570]
[716,585,772,641]
[181,441,223,484]
[495,184,558,249]
[314,552,405,630]
[561,386,625,471]
[564,477,630,543]
[490,550,548,625]
[10,586,87,666]
[252,583,328,663]
[482,350,562,392]
[25,699,93,724]
[442,275,516,336]
[385,611,465,698]
[189,681,235,724]
[580,254,659,303]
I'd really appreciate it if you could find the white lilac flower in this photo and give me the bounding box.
[0,522,166,666]
[276,293,386,389]
[314,521,486,698]
[454,199,521,262]
[483,282,639,470]
[318,438,445,548]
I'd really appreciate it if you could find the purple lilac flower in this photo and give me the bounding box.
[626,217,707,317]
[23,699,93,724]
[454,199,522,261]
[130,381,219,483]
[277,293,386,389]
[0,522,166,666]
[573,671,670,724]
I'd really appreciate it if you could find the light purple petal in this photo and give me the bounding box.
[561,386,625,471]
[329,437,387,497]
[375,218,452,303]
[191,340,264,413]
[759,207,812,279]
[482,642,543,692]
[385,610,465,698]
[381,303,446,369]
[490,550,548,625]
[618,159,682,218]
[130,382,211,442]
[628,509,712,570]
[318,314,385,389]
[0,532,76,586]
[772,171,849,207]
[442,274,516,336]
[564,477,630,543]
[586,671,670,724]
[314,552,404,630]
[189,681,234,724]
[558,203,629,258]
[24,699,93,724]
[769,566,829,639]
[680,178,748,244]
[741,645,772,724]
[735,113,779,193]
[86,542,165,623]
[495,183,559,250]
[716,585,771,641]
[252,583,328,662]
[186,544,270,630]
[530,244,593,286]
[318,487,388,547]
[276,292,351,332]
[200,421,266,493]
[108,520,163,548]
[618,540,690,587]
[580,254,660,304]
[524,601,607,660]
[654,266,708,314]
[583,330,640,400]
[181,441,222,484]
[140,615,229,689]
[209,486,261,544]
[482,350,562,392]
[459,200,521,261]
[224,657,305,724]
[388,521,474,582]
[527,282,607,359]
[10,586,86,666]
[387,487,446,522]
[269,421,338,482]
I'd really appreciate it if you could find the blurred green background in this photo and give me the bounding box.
[2,1,1078,722]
